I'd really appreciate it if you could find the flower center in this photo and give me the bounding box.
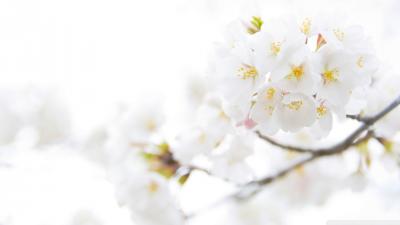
[333,28,345,41]
[238,64,258,80]
[147,181,159,193]
[264,105,275,116]
[146,119,157,131]
[198,132,207,144]
[316,104,328,117]
[270,42,281,56]
[300,18,311,36]
[357,56,364,68]
[218,110,230,121]
[287,65,305,80]
[265,87,276,100]
[322,68,339,84]
[286,100,303,111]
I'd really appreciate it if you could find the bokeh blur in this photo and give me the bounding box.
[0,0,400,224]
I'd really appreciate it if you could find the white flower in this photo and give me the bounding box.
[170,127,216,164]
[297,16,325,38]
[250,19,305,77]
[114,171,184,225]
[321,24,369,53]
[251,86,317,133]
[310,99,333,138]
[196,95,234,141]
[364,72,400,137]
[345,87,368,115]
[273,45,318,95]
[214,42,265,110]
[171,95,235,164]
[314,46,359,107]
[250,84,282,135]
[109,103,165,145]
[222,19,253,48]
[319,23,377,86]
[210,132,255,183]
[275,93,316,132]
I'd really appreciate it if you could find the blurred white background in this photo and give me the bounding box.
[0,0,400,224]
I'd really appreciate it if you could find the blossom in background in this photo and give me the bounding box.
[250,84,282,135]
[0,88,70,146]
[108,103,165,145]
[209,132,255,183]
[365,71,400,138]
[81,14,400,225]
[113,171,184,225]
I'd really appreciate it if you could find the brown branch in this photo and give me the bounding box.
[256,94,400,155]
[255,131,313,153]
[186,165,241,184]
[346,114,366,122]
[235,130,375,200]
[188,94,400,217]
[236,94,400,200]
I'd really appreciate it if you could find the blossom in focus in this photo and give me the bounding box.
[211,15,377,136]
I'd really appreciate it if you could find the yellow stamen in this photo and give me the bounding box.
[238,64,258,80]
[198,132,207,144]
[333,28,345,41]
[316,104,328,117]
[322,68,339,84]
[146,119,157,131]
[300,18,312,36]
[264,105,275,116]
[357,56,364,68]
[219,110,230,121]
[270,42,281,56]
[287,101,303,111]
[265,87,276,100]
[148,181,159,193]
[287,65,305,80]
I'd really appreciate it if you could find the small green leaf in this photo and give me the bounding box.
[157,142,170,154]
[155,167,175,179]
[251,16,263,29]
[356,140,369,154]
[178,173,190,186]
[382,139,394,154]
[247,16,263,34]
[141,152,157,161]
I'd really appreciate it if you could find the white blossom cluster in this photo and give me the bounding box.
[211,16,378,137]
[91,15,400,225]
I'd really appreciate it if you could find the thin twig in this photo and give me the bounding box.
[256,94,400,155]
[237,94,400,200]
[188,94,400,218]
[346,114,366,122]
[255,131,312,153]
[236,130,375,200]
[186,165,242,184]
